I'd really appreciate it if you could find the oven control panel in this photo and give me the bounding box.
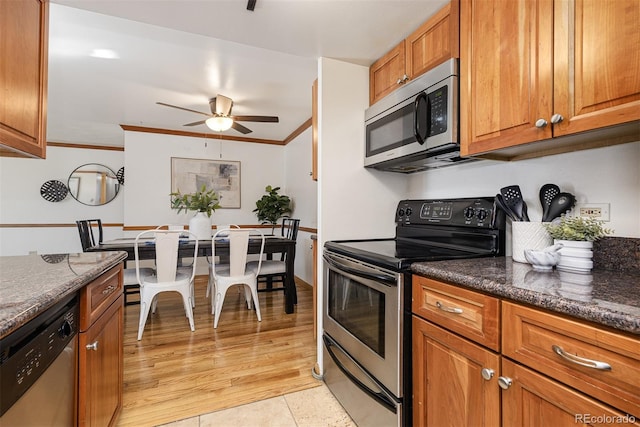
[396,197,502,228]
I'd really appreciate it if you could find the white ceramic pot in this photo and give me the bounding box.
[511,222,553,263]
[555,239,593,273]
[189,211,212,240]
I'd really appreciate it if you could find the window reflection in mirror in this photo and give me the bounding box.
[68,164,120,206]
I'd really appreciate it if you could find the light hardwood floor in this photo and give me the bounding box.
[117,276,320,427]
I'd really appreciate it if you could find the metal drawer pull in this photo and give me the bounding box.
[436,301,463,314]
[551,345,612,371]
[86,341,99,351]
[102,285,116,295]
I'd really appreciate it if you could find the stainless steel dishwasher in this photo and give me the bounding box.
[0,294,79,426]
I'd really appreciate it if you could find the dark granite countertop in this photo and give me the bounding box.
[0,251,127,338]
[411,257,640,336]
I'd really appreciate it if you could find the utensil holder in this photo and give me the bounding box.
[511,222,553,263]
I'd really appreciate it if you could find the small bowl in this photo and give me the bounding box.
[524,248,561,271]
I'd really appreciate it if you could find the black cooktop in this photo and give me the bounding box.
[324,197,506,271]
[324,238,489,271]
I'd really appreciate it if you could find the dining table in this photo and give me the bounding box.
[86,235,298,313]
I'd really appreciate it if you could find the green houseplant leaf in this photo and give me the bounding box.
[253,185,292,225]
[544,215,613,242]
[170,184,221,217]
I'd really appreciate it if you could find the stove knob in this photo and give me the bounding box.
[477,209,488,220]
[463,207,475,219]
[405,207,412,216]
[398,208,405,217]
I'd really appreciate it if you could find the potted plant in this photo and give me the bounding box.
[544,215,613,273]
[170,185,221,240]
[253,185,292,233]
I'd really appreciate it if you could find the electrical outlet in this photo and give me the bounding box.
[574,203,610,221]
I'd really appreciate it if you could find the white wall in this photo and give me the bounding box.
[0,146,125,255]
[284,127,317,285]
[123,131,285,228]
[407,141,640,243]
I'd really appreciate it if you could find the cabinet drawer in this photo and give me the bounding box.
[503,301,640,418]
[412,276,500,351]
[80,264,123,331]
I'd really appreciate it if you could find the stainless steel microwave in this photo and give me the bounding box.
[364,59,475,173]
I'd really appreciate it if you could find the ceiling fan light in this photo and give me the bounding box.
[206,116,233,131]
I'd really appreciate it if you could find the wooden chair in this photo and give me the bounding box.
[209,227,265,328]
[249,218,299,293]
[134,229,199,340]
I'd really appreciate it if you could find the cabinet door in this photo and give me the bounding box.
[78,295,124,427]
[369,42,406,105]
[412,316,500,427]
[460,0,553,155]
[406,1,459,80]
[0,0,48,158]
[552,0,640,136]
[501,359,639,426]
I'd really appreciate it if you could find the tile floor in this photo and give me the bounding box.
[157,383,357,427]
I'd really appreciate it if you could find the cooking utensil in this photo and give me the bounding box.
[495,193,519,221]
[539,183,560,222]
[544,192,576,222]
[500,185,530,221]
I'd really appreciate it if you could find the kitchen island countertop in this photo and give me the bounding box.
[0,251,127,338]
[411,257,640,335]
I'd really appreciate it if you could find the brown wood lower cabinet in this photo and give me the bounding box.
[412,275,640,427]
[412,316,500,427]
[78,265,124,427]
[501,359,636,426]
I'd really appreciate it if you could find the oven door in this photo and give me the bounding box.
[323,250,403,397]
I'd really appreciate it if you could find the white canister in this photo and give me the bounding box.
[511,222,553,263]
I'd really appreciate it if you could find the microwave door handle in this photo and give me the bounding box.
[413,92,431,145]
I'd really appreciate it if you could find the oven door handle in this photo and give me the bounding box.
[323,253,397,286]
[323,334,398,413]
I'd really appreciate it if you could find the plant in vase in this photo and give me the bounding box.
[544,215,613,273]
[170,185,221,240]
[253,185,292,234]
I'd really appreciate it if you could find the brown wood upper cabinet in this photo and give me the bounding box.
[0,0,49,159]
[369,2,459,105]
[460,0,640,158]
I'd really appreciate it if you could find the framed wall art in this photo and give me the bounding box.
[171,157,241,208]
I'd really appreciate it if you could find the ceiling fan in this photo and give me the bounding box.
[157,94,278,134]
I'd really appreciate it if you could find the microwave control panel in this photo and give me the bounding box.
[427,85,448,136]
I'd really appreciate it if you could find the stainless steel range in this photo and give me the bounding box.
[322,197,506,427]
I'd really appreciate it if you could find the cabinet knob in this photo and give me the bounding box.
[550,114,564,124]
[498,376,513,390]
[481,368,494,381]
[535,118,548,128]
[396,74,409,85]
[86,341,99,351]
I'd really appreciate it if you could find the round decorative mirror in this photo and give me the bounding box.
[68,163,120,206]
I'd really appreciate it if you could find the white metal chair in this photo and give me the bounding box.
[135,229,199,340]
[76,218,153,305]
[209,227,265,329]
[206,224,241,298]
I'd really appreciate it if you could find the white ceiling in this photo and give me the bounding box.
[48,0,448,146]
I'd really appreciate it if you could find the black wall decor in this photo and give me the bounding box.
[40,180,69,202]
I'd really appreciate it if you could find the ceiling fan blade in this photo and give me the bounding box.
[231,121,252,134]
[183,120,207,127]
[232,115,279,123]
[214,95,234,116]
[156,102,210,117]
